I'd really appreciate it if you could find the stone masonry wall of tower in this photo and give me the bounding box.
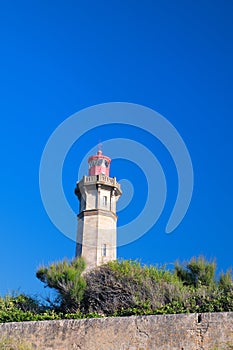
[75,150,122,270]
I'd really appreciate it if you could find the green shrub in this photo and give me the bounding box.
[36,257,86,313]
[219,269,233,291]
[0,294,42,323]
[1,256,232,322]
[175,256,216,287]
[82,260,186,315]
[83,258,233,316]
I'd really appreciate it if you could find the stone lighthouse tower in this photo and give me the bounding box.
[75,150,122,270]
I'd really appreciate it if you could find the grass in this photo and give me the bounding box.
[0,337,33,350]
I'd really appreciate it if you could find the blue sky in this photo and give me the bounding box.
[0,1,232,297]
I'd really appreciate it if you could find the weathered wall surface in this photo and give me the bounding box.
[0,312,232,350]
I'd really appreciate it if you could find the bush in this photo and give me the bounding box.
[1,256,232,322]
[219,269,233,291]
[0,294,43,323]
[175,256,216,287]
[36,257,86,313]
[82,260,186,315]
[82,259,233,316]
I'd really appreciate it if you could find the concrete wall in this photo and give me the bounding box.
[0,312,232,350]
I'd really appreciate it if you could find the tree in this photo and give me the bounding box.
[36,257,86,313]
[175,256,216,287]
[219,269,233,291]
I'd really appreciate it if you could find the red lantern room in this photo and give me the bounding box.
[88,150,111,176]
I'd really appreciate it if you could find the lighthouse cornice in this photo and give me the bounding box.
[76,174,122,196]
[77,208,118,220]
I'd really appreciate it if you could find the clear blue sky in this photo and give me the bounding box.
[0,1,232,297]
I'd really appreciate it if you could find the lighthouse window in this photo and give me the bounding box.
[102,244,107,257]
[89,159,107,168]
[89,159,109,168]
[103,196,107,206]
[97,159,103,166]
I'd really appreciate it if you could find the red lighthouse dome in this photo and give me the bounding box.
[88,150,111,176]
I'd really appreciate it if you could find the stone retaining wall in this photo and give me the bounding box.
[0,312,232,349]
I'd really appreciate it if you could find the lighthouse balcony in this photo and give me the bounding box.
[82,174,121,192]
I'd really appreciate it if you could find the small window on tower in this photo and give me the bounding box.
[103,196,107,206]
[102,244,107,257]
[97,159,103,166]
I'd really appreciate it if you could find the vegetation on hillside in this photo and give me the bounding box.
[0,256,232,322]
[36,258,86,313]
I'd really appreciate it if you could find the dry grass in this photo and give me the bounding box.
[0,337,33,350]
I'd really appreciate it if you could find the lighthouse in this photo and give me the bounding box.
[75,150,122,270]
